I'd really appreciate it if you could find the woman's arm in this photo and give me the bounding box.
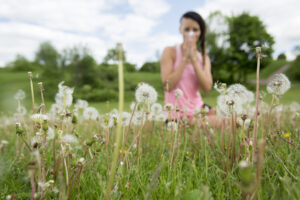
[191,54,213,93]
[160,46,188,91]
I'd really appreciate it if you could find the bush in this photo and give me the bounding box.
[277,53,287,60]
[286,55,300,82]
[139,62,160,73]
[76,89,118,102]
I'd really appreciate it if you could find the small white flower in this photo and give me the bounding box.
[135,83,158,104]
[120,161,124,166]
[78,157,85,165]
[1,140,8,145]
[239,160,249,168]
[174,88,183,99]
[83,107,99,120]
[267,73,291,95]
[14,89,26,101]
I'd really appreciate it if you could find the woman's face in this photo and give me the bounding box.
[180,18,201,44]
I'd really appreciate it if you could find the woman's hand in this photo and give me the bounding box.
[182,32,198,63]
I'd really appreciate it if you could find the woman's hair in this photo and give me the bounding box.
[181,11,206,64]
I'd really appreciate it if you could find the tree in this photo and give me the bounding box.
[205,11,231,82]
[139,62,160,73]
[6,54,39,71]
[35,41,60,68]
[103,47,126,64]
[227,12,274,82]
[277,53,286,60]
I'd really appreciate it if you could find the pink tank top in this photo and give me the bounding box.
[164,45,204,118]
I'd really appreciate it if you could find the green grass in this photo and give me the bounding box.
[1,69,300,115]
[248,60,290,79]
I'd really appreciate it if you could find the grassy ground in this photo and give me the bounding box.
[248,60,290,79]
[1,69,299,115]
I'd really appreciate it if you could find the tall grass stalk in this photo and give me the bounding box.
[105,43,124,200]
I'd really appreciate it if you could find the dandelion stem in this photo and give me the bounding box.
[252,47,261,162]
[105,43,124,200]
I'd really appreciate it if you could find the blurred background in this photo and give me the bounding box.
[0,0,299,114]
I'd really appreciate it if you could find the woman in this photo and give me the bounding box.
[161,11,217,125]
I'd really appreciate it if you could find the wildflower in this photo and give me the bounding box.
[283,133,290,138]
[14,89,25,101]
[78,157,85,165]
[239,160,249,169]
[214,82,227,94]
[46,127,55,140]
[155,113,167,122]
[135,83,158,104]
[175,88,184,99]
[217,94,243,118]
[55,81,74,108]
[75,99,88,109]
[167,121,178,132]
[164,103,174,111]
[30,114,48,123]
[121,112,131,126]
[227,84,253,104]
[151,103,163,114]
[61,134,78,145]
[132,111,146,126]
[16,106,27,116]
[83,107,99,120]
[267,73,291,95]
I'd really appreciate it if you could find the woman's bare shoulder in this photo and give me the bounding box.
[162,45,176,60]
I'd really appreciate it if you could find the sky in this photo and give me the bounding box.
[0,0,299,68]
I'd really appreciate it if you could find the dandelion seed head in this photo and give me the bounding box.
[174,88,184,99]
[135,83,157,104]
[151,103,163,114]
[164,103,174,111]
[75,99,88,109]
[267,73,291,95]
[55,81,74,108]
[14,89,25,101]
[214,82,227,94]
[167,121,178,132]
[83,107,99,120]
[61,134,78,145]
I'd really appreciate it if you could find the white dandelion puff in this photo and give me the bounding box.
[267,73,291,95]
[214,82,227,94]
[14,89,25,101]
[151,103,163,114]
[75,99,88,109]
[61,134,78,145]
[174,88,184,99]
[55,81,74,108]
[167,121,178,132]
[164,103,174,111]
[83,107,99,120]
[135,83,158,104]
[31,114,48,123]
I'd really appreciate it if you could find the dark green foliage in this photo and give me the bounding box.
[139,62,160,73]
[5,55,40,72]
[277,53,287,60]
[286,55,300,81]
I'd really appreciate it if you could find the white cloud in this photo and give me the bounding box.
[128,0,170,18]
[0,0,171,67]
[197,0,300,59]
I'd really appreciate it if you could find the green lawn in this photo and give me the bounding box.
[1,68,299,115]
[248,60,290,79]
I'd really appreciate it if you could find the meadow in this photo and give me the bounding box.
[0,55,300,200]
